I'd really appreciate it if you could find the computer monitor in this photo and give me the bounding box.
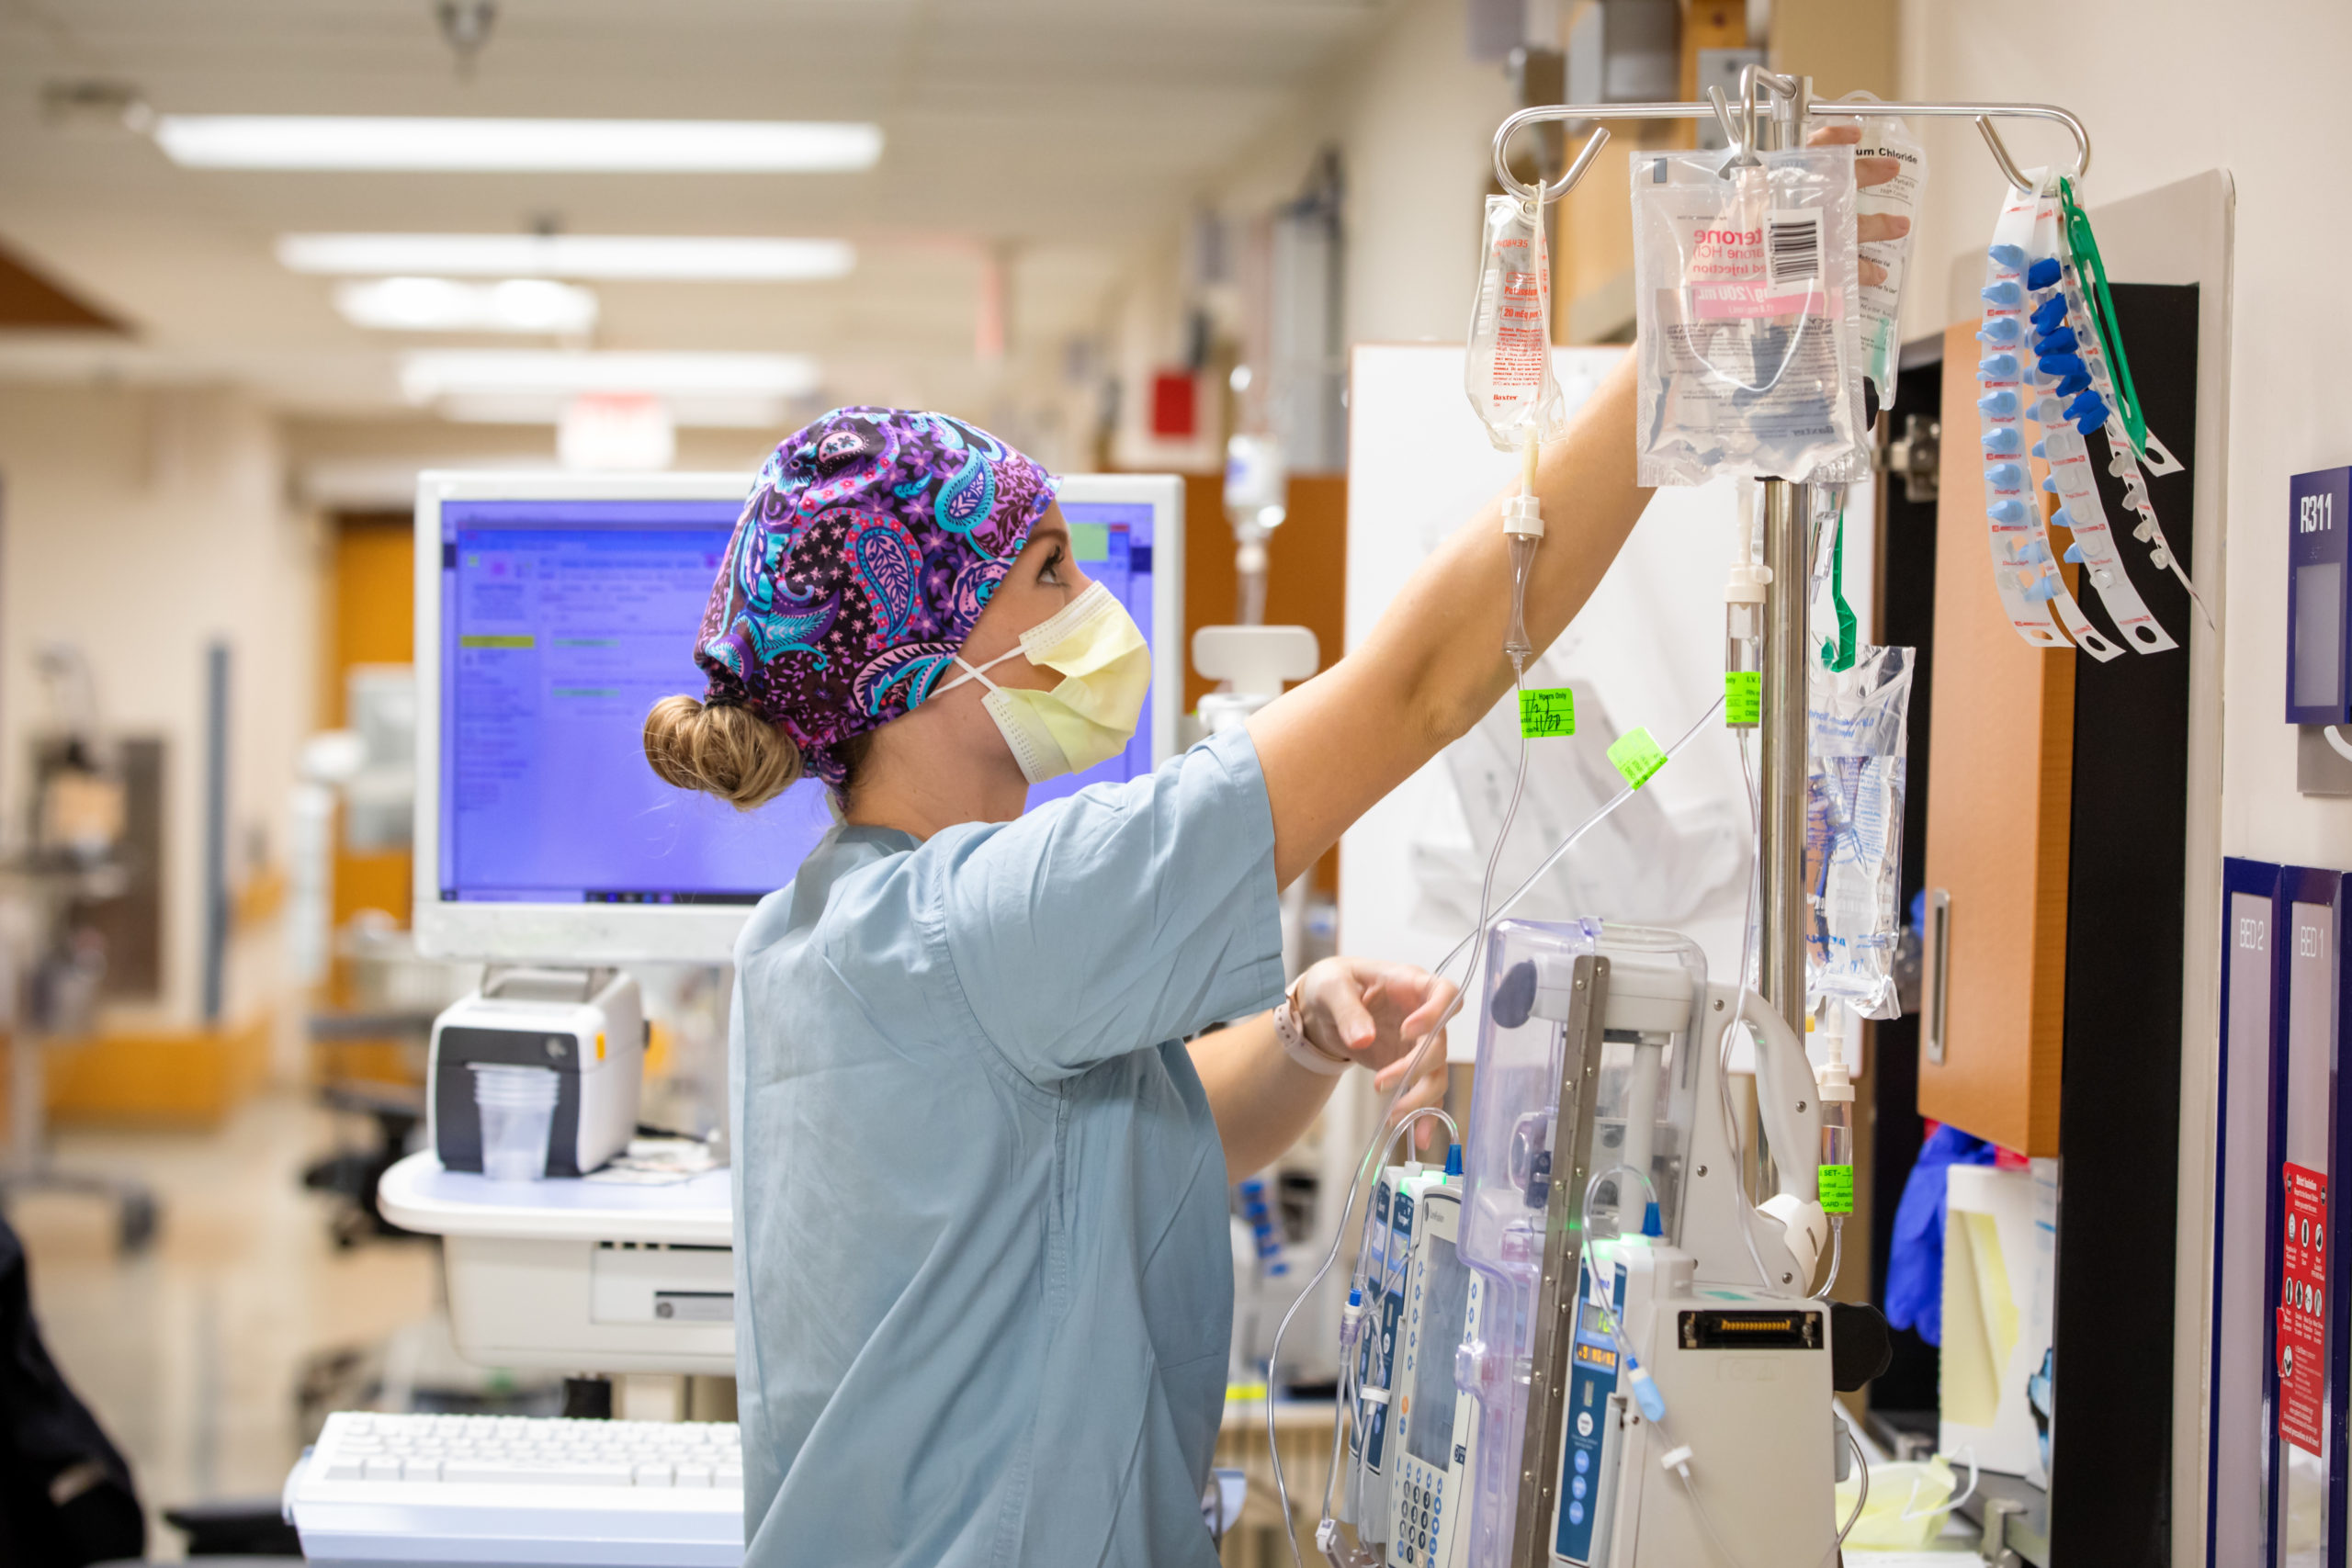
[413,469,1184,963]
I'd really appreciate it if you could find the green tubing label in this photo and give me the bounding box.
[1819,1164,1856,1215]
[1724,671,1762,727]
[1520,687,1576,738]
[1607,727,1668,790]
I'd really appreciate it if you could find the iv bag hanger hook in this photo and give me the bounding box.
[1494,117,1614,208]
[1492,82,2091,205]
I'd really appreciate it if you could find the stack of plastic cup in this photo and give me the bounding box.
[470,1064,560,1181]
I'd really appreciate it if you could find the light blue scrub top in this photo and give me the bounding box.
[729,727,1285,1566]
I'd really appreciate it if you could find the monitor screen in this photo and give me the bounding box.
[1405,1231,1471,1470]
[434,490,1170,909]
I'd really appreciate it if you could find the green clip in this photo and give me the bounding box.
[1724,671,1761,727]
[2056,175,2149,457]
[1519,687,1576,738]
[1819,502,1856,673]
[1818,1163,1856,1216]
[1607,728,1668,791]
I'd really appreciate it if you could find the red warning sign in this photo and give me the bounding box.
[2280,1162,2328,1456]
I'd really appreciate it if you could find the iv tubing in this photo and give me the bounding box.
[1268,694,1724,1568]
[1284,435,1554,1567]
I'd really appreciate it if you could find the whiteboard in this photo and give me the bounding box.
[1337,344,1875,1057]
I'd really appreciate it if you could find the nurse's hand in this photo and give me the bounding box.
[1294,957,1458,1150]
[1806,119,1910,286]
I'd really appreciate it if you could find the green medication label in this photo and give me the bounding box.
[1607,727,1668,790]
[1519,687,1576,738]
[1819,1164,1856,1215]
[1724,671,1761,727]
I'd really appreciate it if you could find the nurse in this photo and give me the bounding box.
[645,357,1652,1564]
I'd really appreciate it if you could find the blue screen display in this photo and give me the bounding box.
[437,494,1163,904]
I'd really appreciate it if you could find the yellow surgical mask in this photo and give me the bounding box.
[931,581,1151,784]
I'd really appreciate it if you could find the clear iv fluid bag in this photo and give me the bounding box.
[1466,192,1568,453]
[1453,919,1711,1568]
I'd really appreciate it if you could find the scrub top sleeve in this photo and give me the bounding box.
[937,726,1287,1084]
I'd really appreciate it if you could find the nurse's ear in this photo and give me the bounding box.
[645,695,802,809]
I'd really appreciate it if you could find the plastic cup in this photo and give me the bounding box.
[470,1064,560,1181]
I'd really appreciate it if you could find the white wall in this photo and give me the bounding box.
[1894,6,2352,1557]
[0,383,319,1033]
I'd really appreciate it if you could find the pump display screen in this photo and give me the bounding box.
[435,496,1163,905]
[1405,1235,1470,1469]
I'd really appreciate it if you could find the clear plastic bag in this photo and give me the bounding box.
[1465,191,1567,452]
[1804,643,1913,1019]
[1849,104,1928,412]
[1632,146,1864,486]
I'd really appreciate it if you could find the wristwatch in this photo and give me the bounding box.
[1274,975,1353,1076]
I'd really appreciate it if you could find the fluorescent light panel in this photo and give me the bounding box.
[334,277,598,334]
[282,233,854,282]
[401,350,820,402]
[155,115,881,172]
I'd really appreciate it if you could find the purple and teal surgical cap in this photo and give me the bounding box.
[694,407,1058,785]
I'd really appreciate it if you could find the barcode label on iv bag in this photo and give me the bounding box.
[1765,209,1823,286]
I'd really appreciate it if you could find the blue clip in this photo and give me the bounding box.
[2023,574,2063,603]
[1979,354,2018,379]
[2038,353,2086,380]
[2063,542,2085,563]
[2065,392,2109,435]
[1978,317,2020,345]
[2030,295,2069,331]
[2034,325,2078,356]
[1988,462,2024,487]
[1988,243,2027,267]
[2026,257,2064,290]
[1984,427,2021,455]
[2054,372,2092,399]
[1977,390,2018,418]
[1989,500,2026,524]
[1981,280,2022,307]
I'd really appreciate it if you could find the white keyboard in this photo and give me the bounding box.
[288,1412,745,1565]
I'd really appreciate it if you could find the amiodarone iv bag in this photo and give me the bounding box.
[1465,191,1568,452]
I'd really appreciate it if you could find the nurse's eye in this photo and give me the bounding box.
[1037,547,1066,586]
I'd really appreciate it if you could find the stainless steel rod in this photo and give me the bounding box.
[1758,478,1807,1034]
[1493,96,2090,199]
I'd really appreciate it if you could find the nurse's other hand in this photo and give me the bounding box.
[1294,957,1457,1146]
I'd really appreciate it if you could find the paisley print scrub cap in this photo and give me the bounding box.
[694,407,1058,785]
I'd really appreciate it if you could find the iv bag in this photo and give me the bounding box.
[1848,104,1928,412]
[1465,192,1568,452]
[1804,643,1914,1019]
[1631,146,1865,487]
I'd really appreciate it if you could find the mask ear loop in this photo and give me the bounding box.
[926,646,1023,703]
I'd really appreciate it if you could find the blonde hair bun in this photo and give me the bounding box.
[642,694,803,810]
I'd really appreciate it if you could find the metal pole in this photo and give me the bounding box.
[1758,479,1807,1034]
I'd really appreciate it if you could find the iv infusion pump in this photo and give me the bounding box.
[1340,1164,1483,1567]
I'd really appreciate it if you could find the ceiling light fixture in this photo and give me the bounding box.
[155,115,882,173]
[281,233,854,282]
[399,349,821,403]
[334,276,597,334]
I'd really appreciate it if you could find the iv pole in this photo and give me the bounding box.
[1485,71,2091,1567]
[1489,72,2090,1042]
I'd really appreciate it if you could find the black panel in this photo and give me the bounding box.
[433,1025,586,1177]
[2051,281,2198,1568]
[1870,342,1944,1416]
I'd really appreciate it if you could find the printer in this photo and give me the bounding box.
[427,968,645,1178]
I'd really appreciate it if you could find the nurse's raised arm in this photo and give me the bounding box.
[1248,355,1650,889]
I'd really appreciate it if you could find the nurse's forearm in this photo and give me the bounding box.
[1250,354,1649,888]
[1191,1014,1340,1181]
